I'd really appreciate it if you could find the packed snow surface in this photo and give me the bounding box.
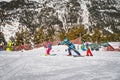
[0,45,120,80]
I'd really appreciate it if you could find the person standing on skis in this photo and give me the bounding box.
[0,32,7,51]
[6,40,13,51]
[44,40,52,56]
[86,42,93,56]
[58,36,81,56]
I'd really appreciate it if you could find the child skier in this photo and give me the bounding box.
[58,36,81,56]
[0,32,7,51]
[81,40,86,51]
[21,42,26,52]
[6,40,13,51]
[86,43,93,56]
[44,40,52,56]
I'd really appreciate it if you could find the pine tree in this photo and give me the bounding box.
[59,33,65,41]
[59,25,87,41]
[118,33,120,41]
[75,26,87,41]
[66,28,76,40]
[0,32,3,44]
[0,32,5,45]
[23,29,30,44]
[91,28,102,43]
[46,28,54,41]
[83,33,91,42]
[15,32,23,46]
[33,28,44,44]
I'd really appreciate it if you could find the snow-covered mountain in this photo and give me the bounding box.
[0,0,120,41]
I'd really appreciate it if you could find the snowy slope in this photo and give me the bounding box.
[0,45,120,80]
[109,42,120,49]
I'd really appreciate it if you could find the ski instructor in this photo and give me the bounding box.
[58,36,81,56]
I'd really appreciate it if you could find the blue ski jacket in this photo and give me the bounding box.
[59,38,75,49]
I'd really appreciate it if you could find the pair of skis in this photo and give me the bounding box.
[45,54,84,57]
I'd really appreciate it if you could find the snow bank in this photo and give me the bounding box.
[109,42,120,48]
